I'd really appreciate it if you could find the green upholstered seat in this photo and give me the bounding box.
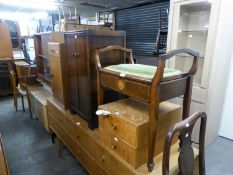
[104,64,182,79]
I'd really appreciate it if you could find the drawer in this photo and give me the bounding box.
[48,103,99,161]
[101,73,150,102]
[47,102,65,124]
[99,98,181,149]
[62,115,99,159]
[36,100,49,132]
[48,43,60,57]
[94,141,134,175]
[99,129,176,169]
[50,118,108,175]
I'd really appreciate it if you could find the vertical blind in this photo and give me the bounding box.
[115,1,169,56]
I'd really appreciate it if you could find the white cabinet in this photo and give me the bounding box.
[167,0,233,145]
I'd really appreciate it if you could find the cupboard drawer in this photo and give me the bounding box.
[99,99,181,149]
[50,116,108,175]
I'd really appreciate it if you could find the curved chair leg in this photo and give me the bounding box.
[147,84,160,172]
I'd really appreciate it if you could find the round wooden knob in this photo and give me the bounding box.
[112,124,117,130]
[101,156,105,163]
[111,144,116,150]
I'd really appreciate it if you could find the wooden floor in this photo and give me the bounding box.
[0,96,232,175]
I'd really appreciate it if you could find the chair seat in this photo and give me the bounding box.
[104,64,182,79]
[17,85,27,96]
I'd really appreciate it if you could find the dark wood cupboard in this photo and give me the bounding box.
[65,30,126,129]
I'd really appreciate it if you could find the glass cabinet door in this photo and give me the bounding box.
[174,1,211,87]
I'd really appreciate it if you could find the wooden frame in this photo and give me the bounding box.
[96,46,199,171]
[162,112,207,175]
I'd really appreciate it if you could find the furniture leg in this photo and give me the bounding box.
[14,94,18,111]
[51,133,56,144]
[147,99,159,172]
[56,138,63,158]
[21,96,25,112]
[26,91,33,119]
[182,77,193,120]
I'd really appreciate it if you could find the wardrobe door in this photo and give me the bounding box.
[66,34,79,112]
[75,34,88,119]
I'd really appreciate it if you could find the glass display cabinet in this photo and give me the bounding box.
[167,0,220,105]
[167,0,226,145]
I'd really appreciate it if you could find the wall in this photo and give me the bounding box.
[219,52,233,140]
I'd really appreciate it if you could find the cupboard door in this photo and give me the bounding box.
[66,35,79,111]
[75,35,89,119]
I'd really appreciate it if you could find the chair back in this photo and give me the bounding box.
[9,69,17,95]
[16,65,31,89]
[162,112,207,175]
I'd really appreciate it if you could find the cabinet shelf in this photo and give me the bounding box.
[38,54,48,59]
[37,73,51,85]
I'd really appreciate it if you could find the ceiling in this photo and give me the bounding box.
[0,0,168,18]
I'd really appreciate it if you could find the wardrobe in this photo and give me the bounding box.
[65,30,125,129]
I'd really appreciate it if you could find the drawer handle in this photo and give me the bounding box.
[112,124,117,130]
[76,134,80,139]
[51,49,55,53]
[72,52,79,57]
[101,156,105,163]
[77,151,81,156]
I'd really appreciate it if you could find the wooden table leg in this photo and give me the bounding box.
[56,138,63,158]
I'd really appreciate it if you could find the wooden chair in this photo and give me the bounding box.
[162,112,207,175]
[10,65,35,119]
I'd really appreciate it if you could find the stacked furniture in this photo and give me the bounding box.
[96,46,199,171]
[34,32,64,85]
[0,135,10,175]
[98,98,181,169]
[48,43,69,109]
[0,24,13,96]
[30,32,65,132]
[47,97,192,175]
[64,30,126,129]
